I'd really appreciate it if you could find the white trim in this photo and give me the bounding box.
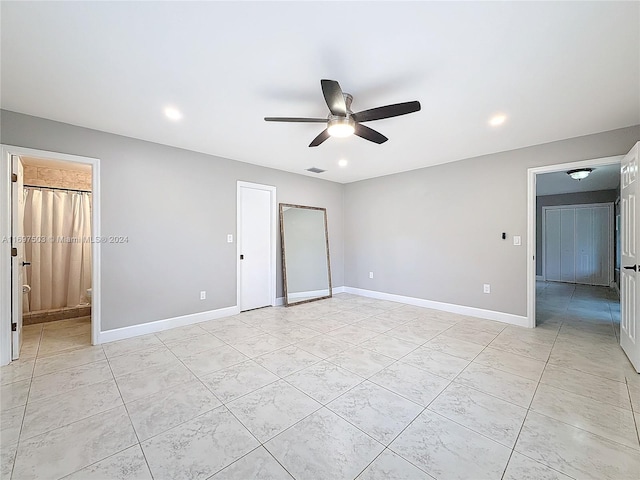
[527,155,623,329]
[536,275,544,281]
[236,181,277,312]
[99,305,240,344]
[344,287,528,327]
[0,145,101,366]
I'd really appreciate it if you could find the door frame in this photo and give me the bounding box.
[0,145,101,366]
[236,181,277,311]
[541,202,614,285]
[527,155,622,328]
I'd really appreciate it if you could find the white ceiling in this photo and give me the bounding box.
[1,2,638,184]
[536,163,620,196]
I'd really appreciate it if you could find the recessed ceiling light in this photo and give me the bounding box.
[164,107,182,121]
[489,114,506,126]
[338,159,348,167]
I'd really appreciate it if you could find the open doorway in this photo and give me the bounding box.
[1,145,101,366]
[527,155,622,331]
[20,156,93,357]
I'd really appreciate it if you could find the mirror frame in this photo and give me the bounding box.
[279,203,332,306]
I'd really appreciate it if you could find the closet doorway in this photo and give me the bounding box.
[542,203,613,286]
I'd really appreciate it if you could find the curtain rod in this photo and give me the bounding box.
[24,184,92,194]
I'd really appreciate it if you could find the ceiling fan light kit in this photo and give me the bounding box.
[327,116,355,137]
[265,79,421,147]
[567,168,593,180]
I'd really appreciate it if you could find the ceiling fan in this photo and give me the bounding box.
[264,79,421,147]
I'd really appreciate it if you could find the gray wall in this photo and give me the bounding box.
[535,190,618,276]
[344,126,639,317]
[1,110,344,331]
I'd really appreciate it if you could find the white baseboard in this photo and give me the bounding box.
[343,287,529,328]
[98,305,240,344]
[536,275,544,281]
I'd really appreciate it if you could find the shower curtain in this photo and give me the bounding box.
[23,188,92,312]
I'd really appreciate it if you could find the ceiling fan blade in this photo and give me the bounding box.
[309,129,330,147]
[321,79,347,116]
[264,117,327,123]
[354,124,388,144]
[353,101,421,122]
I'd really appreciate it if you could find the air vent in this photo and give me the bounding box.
[306,167,326,174]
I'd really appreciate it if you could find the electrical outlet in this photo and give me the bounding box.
[227,234,233,243]
[200,291,206,300]
[369,272,374,279]
[483,284,491,294]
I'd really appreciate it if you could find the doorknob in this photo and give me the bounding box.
[21,261,31,267]
[623,265,638,271]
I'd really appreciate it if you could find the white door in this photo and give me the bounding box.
[11,155,24,360]
[621,142,639,372]
[239,184,274,311]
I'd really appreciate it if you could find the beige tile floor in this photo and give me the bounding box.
[1,286,639,479]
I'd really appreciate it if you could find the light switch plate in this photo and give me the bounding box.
[227,234,233,243]
[513,235,521,246]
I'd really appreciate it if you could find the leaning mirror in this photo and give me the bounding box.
[280,203,332,306]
